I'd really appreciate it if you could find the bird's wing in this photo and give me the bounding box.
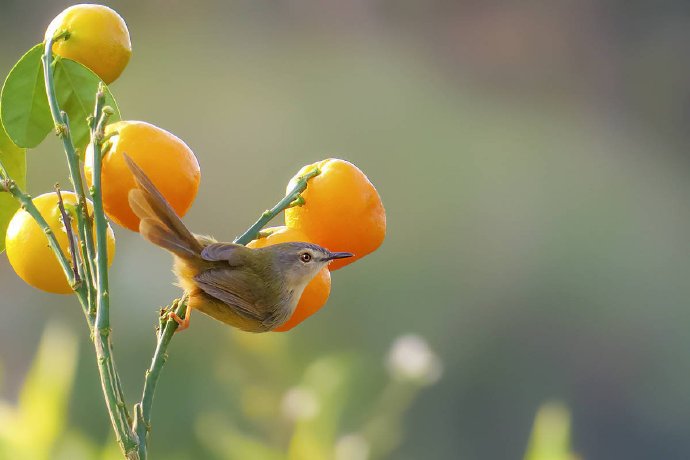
[200,243,247,265]
[193,267,273,322]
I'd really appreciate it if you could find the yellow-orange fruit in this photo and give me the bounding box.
[6,192,115,294]
[84,120,200,232]
[45,4,131,84]
[284,159,385,270]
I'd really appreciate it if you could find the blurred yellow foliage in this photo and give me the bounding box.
[524,401,580,460]
[0,324,77,460]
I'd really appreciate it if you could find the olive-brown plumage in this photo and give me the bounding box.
[123,155,352,332]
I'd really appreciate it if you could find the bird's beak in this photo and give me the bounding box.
[327,252,354,261]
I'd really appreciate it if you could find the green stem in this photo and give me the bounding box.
[91,89,112,330]
[43,34,137,457]
[42,34,98,300]
[233,168,320,245]
[55,186,81,285]
[88,88,138,457]
[134,298,188,460]
[71,206,97,314]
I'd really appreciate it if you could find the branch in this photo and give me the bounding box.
[133,297,188,460]
[91,87,113,329]
[42,33,98,302]
[54,185,81,285]
[88,87,139,457]
[70,206,97,314]
[43,34,138,457]
[233,167,320,245]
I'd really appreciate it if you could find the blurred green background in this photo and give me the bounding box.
[1,1,689,458]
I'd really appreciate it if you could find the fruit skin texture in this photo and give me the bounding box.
[5,192,116,294]
[84,121,200,232]
[247,226,331,332]
[284,159,385,270]
[44,4,132,84]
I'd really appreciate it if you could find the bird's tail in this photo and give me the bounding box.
[124,154,203,259]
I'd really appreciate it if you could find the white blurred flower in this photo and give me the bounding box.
[386,334,443,385]
[281,386,320,421]
[335,433,370,460]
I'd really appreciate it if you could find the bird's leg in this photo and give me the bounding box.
[169,303,191,332]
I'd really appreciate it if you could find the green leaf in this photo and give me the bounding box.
[0,118,26,253]
[0,43,121,153]
[0,44,52,148]
[53,57,121,154]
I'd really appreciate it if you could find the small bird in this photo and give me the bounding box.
[123,155,352,332]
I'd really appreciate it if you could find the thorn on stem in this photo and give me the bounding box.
[55,123,68,137]
[257,228,277,239]
[288,195,306,208]
[104,130,119,141]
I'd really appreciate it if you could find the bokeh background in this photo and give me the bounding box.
[1,1,689,459]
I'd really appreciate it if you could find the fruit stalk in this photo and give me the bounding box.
[234,168,320,245]
[133,297,189,460]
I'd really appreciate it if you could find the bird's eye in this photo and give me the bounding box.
[300,252,312,262]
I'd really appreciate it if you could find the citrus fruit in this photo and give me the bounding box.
[45,4,131,84]
[84,120,200,232]
[5,191,116,294]
[284,158,385,270]
[247,226,331,332]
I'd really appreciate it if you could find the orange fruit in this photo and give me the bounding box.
[284,159,385,270]
[247,226,331,332]
[84,120,200,232]
[44,4,131,84]
[5,191,116,294]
